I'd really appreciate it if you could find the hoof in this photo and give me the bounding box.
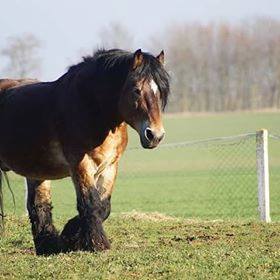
[60,216,82,252]
[34,231,61,255]
[60,215,110,252]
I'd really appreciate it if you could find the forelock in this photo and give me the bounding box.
[133,53,170,109]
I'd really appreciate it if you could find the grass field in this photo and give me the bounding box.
[1,111,280,279]
[3,111,280,220]
[0,215,280,279]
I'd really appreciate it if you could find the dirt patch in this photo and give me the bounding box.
[119,211,225,224]
[120,210,179,222]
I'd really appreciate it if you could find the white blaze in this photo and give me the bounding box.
[150,79,158,96]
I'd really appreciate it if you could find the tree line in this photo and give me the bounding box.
[1,18,280,112]
[160,18,280,112]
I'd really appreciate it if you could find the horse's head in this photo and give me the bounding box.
[119,49,170,149]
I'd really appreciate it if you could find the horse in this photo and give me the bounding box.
[0,48,170,255]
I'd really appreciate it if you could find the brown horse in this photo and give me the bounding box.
[0,49,170,255]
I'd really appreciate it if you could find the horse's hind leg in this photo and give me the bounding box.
[26,179,61,255]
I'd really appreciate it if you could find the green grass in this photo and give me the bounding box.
[0,215,279,279]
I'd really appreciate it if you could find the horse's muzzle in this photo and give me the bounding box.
[140,127,165,149]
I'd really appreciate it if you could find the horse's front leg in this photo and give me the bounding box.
[61,155,115,252]
[26,179,61,255]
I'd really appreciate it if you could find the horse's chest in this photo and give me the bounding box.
[90,145,119,168]
[89,124,128,168]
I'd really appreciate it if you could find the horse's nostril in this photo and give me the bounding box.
[145,128,155,142]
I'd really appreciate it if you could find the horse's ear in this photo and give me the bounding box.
[133,49,143,69]
[156,50,165,65]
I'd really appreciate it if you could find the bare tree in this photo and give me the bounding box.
[1,33,41,78]
[150,18,280,112]
[98,22,134,50]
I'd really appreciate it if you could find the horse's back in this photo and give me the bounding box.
[0,81,63,178]
[0,81,56,115]
[0,82,57,133]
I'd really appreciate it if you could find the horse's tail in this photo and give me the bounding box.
[0,169,15,230]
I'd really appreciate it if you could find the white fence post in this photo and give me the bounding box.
[256,129,271,222]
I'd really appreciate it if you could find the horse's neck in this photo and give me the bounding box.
[84,76,125,129]
[57,62,127,136]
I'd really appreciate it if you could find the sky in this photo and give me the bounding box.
[1,0,280,80]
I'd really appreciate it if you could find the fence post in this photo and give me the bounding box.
[256,129,271,222]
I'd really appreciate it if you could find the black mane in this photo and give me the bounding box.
[67,49,170,109]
